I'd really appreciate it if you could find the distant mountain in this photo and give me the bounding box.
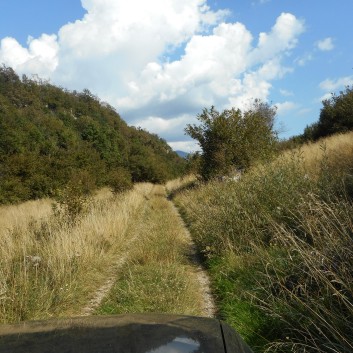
[0,66,186,204]
[175,150,189,159]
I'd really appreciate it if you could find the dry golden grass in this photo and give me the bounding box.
[0,184,153,323]
[165,175,197,195]
[174,132,353,352]
[0,181,206,323]
[0,198,52,233]
[284,131,353,177]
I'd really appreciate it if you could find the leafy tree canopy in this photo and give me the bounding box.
[282,86,353,147]
[0,65,185,204]
[185,100,277,180]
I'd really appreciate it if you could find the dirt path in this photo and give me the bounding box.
[80,184,216,317]
[169,202,216,318]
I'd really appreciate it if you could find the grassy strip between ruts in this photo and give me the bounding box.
[95,184,204,317]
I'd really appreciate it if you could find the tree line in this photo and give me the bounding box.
[0,66,185,204]
[281,86,353,149]
[186,86,353,180]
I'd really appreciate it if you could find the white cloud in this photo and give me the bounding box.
[0,1,305,151]
[316,37,334,51]
[0,34,59,77]
[275,101,298,115]
[250,13,305,64]
[168,140,200,152]
[319,75,353,91]
[319,93,332,102]
[317,75,353,105]
[117,21,254,112]
[135,114,193,139]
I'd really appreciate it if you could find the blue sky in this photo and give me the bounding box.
[0,0,352,151]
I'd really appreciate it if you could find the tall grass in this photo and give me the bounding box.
[285,131,353,177]
[165,174,197,197]
[174,132,353,352]
[0,185,151,323]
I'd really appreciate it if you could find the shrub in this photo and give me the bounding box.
[108,168,133,195]
[53,171,95,224]
[185,100,277,180]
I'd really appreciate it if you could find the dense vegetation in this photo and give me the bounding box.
[282,86,353,148]
[175,133,353,353]
[185,100,277,180]
[0,65,185,204]
[173,88,353,352]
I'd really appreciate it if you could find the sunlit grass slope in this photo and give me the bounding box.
[0,185,150,323]
[174,132,353,353]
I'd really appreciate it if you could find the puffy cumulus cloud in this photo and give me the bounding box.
[0,1,305,151]
[117,21,254,112]
[316,37,334,51]
[249,13,305,64]
[0,34,59,77]
[134,114,193,140]
[118,13,301,116]
[228,58,293,110]
[59,0,227,60]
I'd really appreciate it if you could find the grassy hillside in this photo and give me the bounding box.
[174,132,353,353]
[0,66,185,204]
[0,187,146,322]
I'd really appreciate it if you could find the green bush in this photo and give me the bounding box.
[108,168,133,195]
[185,100,277,180]
[53,171,95,224]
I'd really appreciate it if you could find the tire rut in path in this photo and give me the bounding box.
[81,185,217,318]
[168,201,217,318]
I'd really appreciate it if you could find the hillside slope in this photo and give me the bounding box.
[174,132,353,353]
[0,66,185,203]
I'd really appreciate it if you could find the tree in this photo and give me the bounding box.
[0,65,186,204]
[300,86,353,141]
[315,86,353,138]
[185,100,277,180]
